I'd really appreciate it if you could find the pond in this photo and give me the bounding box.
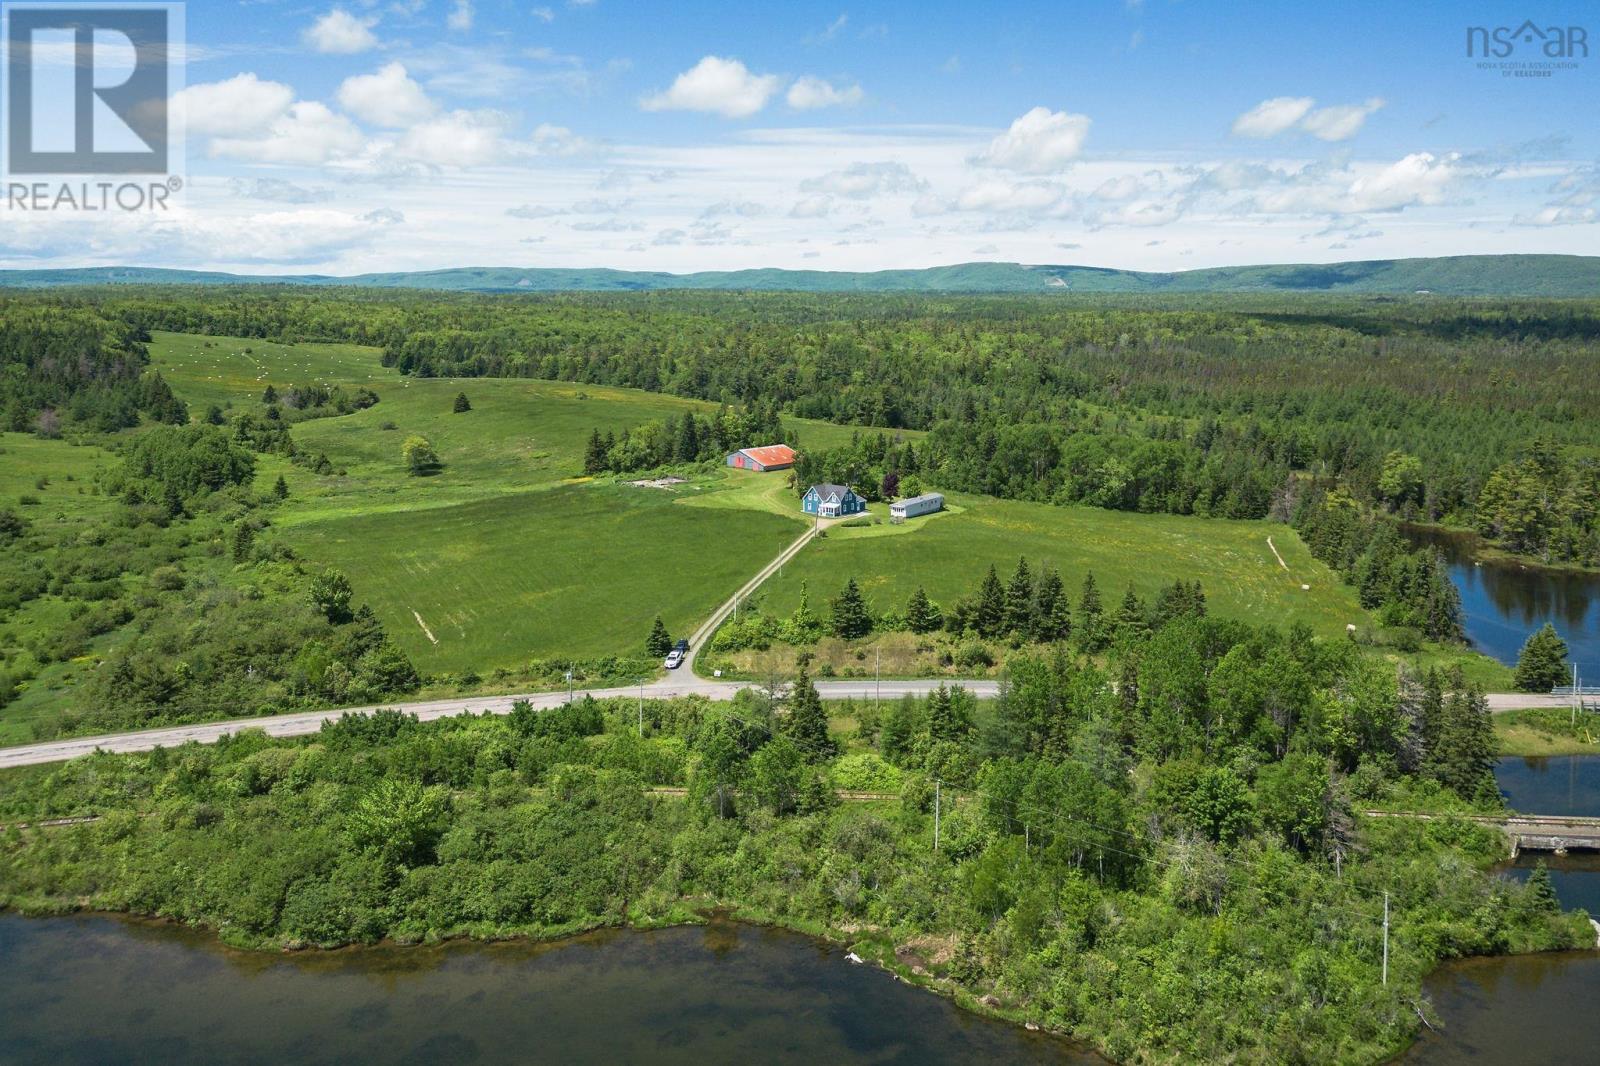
[1404,526,1600,680]
[0,914,1095,1066]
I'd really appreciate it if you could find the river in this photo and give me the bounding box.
[1402,754,1600,1062]
[1404,526,1600,680]
[0,914,1094,1065]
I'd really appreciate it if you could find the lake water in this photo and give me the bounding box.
[1405,526,1600,681]
[0,914,1094,1066]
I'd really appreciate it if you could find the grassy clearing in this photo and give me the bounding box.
[287,483,798,673]
[751,492,1368,638]
[1494,708,1600,756]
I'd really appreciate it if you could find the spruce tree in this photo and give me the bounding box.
[229,521,254,563]
[646,616,673,657]
[1004,557,1035,636]
[1514,623,1570,692]
[831,577,873,639]
[881,694,919,766]
[1032,567,1065,642]
[272,475,289,500]
[452,392,471,413]
[906,586,942,634]
[1076,572,1107,652]
[583,429,609,475]
[927,684,955,742]
[785,666,837,761]
[261,385,277,404]
[975,565,1006,638]
[1527,860,1560,913]
[1116,585,1150,642]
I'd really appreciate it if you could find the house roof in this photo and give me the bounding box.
[893,492,943,507]
[737,444,795,466]
[808,483,853,499]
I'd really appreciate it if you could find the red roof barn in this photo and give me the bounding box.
[726,444,796,472]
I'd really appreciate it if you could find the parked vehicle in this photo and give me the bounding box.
[664,648,684,669]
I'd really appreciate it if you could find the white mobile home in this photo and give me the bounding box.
[890,492,943,521]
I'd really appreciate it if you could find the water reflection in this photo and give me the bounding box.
[1494,755,1600,817]
[1404,526,1600,679]
[0,914,1095,1066]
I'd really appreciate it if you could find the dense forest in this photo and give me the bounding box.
[6,289,1598,567]
[2,606,1583,1062]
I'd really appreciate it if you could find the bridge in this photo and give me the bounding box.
[1550,686,1600,715]
[1365,810,1600,856]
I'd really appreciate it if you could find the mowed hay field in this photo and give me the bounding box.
[755,493,1369,639]
[291,484,799,672]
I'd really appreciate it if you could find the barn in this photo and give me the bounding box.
[890,492,944,521]
[726,444,796,472]
[802,483,867,518]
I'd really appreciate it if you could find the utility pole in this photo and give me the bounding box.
[875,647,880,714]
[638,678,645,737]
[933,780,941,853]
[1574,663,1580,728]
[565,669,574,703]
[1382,891,1389,986]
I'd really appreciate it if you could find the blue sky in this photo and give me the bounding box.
[3,0,1597,272]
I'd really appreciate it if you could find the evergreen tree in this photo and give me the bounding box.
[583,429,609,475]
[1032,567,1067,642]
[204,404,225,426]
[261,385,277,404]
[1514,623,1571,692]
[1075,572,1108,652]
[272,474,289,500]
[975,565,1006,638]
[676,411,701,462]
[927,684,955,742]
[905,585,942,634]
[452,392,471,413]
[831,577,873,639]
[646,616,673,657]
[1116,585,1150,642]
[785,666,837,761]
[881,694,919,766]
[1527,860,1560,913]
[1434,674,1496,801]
[1004,557,1035,636]
[229,521,254,563]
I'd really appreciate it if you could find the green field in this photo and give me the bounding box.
[290,483,798,672]
[755,492,1369,638]
[148,332,825,673]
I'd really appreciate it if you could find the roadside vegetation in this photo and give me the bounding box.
[2,613,1587,1063]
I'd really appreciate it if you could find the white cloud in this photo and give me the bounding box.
[532,6,555,22]
[954,178,1070,214]
[1233,96,1384,141]
[1514,205,1596,226]
[209,102,365,165]
[393,109,514,166]
[974,107,1091,173]
[337,63,437,127]
[1300,98,1385,142]
[447,0,474,32]
[800,161,926,199]
[304,9,379,55]
[1231,96,1315,138]
[1344,151,1458,211]
[173,74,293,137]
[789,195,831,218]
[508,204,564,219]
[640,56,781,118]
[787,76,863,110]
[228,177,333,204]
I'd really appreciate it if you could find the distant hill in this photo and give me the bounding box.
[1,255,1596,297]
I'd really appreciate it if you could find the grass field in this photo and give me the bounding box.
[290,482,799,672]
[751,492,1368,638]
